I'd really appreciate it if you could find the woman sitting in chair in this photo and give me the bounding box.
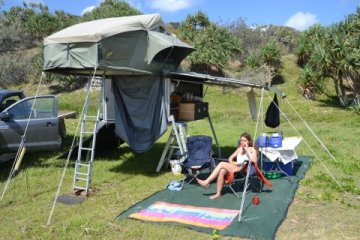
[196,132,257,200]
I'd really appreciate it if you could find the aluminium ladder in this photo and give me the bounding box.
[156,115,189,172]
[73,77,104,193]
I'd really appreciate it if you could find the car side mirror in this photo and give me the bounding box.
[0,111,13,121]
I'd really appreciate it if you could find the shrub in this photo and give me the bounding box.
[0,51,35,87]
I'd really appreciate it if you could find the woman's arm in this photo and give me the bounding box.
[228,147,241,163]
[247,147,258,163]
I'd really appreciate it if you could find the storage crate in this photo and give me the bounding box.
[178,102,208,121]
[263,160,294,176]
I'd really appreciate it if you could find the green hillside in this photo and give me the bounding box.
[0,55,359,239]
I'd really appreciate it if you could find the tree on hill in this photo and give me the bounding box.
[0,0,143,88]
[296,7,360,104]
[2,2,77,41]
[0,2,79,86]
[81,0,141,22]
[260,40,283,84]
[237,39,283,86]
[229,19,299,62]
[179,11,210,43]
[179,11,241,76]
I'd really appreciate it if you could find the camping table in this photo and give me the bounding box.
[259,137,302,175]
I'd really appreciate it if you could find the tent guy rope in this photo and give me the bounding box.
[0,73,45,204]
[284,98,338,163]
[238,87,265,222]
[263,90,344,191]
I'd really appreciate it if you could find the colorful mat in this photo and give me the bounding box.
[129,201,239,230]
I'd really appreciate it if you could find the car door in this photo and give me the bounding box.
[0,95,60,152]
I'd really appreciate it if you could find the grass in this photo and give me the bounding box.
[1,55,359,239]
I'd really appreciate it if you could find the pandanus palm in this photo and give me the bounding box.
[296,7,360,105]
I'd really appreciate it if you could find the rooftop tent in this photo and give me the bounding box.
[43,14,194,75]
[43,14,195,153]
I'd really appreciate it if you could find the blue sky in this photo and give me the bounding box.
[2,0,360,30]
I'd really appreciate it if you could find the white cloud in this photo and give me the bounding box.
[148,0,194,12]
[81,1,104,15]
[285,12,318,31]
[81,6,96,15]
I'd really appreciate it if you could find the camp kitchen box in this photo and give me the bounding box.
[263,160,294,176]
[178,102,208,121]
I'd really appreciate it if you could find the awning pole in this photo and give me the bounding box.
[207,113,221,157]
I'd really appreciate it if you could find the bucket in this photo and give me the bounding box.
[169,160,182,175]
[269,133,282,148]
[257,134,269,148]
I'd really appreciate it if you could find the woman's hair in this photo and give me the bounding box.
[240,132,253,147]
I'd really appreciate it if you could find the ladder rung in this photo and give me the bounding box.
[75,172,88,176]
[76,163,91,167]
[73,82,103,193]
[75,177,89,181]
[82,131,94,134]
[85,116,97,119]
[80,147,93,151]
[84,117,98,122]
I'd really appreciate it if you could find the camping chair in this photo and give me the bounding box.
[180,135,215,185]
[223,158,272,198]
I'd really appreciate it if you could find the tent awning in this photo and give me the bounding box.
[147,31,194,64]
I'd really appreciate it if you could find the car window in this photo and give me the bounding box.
[8,97,55,119]
[0,95,22,112]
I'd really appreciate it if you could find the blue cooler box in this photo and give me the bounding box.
[263,160,294,176]
[257,134,269,148]
[269,133,282,148]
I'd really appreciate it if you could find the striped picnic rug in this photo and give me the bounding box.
[129,201,239,230]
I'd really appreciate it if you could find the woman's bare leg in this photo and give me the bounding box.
[209,169,227,200]
[197,162,240,189]
[197,162,227,188]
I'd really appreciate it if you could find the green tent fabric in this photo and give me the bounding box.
[117,156,311,239]
[42,14,194,152]
[43,14,194,75]
[111,76,167,153]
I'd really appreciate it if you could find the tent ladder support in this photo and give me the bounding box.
[156,115,188,172]
[73,77,104,193]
